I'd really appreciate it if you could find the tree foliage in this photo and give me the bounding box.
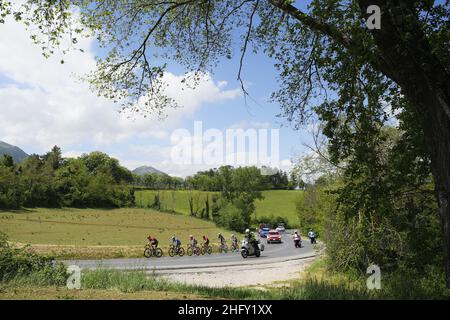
[1,0,449,284]
[0,148,134,209]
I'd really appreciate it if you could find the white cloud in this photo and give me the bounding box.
[0,18,240,155]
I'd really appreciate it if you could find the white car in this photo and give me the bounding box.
[276,224,286,233]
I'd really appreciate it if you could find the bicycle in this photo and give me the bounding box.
[186,244,201,256]
[201,243,212,255]
[144,244,163,258]
[218,242,228,253]
[168,244,185,257]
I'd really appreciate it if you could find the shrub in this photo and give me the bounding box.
[215,203,246,232]
[0,232,68,285]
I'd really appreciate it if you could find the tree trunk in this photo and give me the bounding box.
[358,0,450,286]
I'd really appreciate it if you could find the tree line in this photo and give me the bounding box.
[184,167,300,191]
[137,166,291,232]
[1,146,296,233]
[133,166,301,191]
[0,147,134,209]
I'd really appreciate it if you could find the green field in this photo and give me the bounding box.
[0,207,236,259]
[135,189,303,227]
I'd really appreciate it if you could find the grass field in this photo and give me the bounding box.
[135,189,303,227]
[0,207,236,259]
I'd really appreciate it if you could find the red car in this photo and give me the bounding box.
[267,230,282,244]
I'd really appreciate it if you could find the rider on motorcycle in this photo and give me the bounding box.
[147,235,158,249]
[244,228,258,251]
[293,230,301,246]
[308,229,317,243]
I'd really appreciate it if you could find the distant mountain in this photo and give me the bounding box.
[0,141,28,163]
[132,165,167,176]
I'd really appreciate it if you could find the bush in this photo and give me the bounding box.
[215,203,246,232]
[0,232,68,285]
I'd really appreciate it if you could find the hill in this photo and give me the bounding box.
[0,141,28,163]
[132,165,166,176]
[135,189,303,227]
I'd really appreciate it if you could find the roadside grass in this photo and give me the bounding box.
[135,189,303,227]
[0,207,235,259]
[78,268,375,299]
[3,261,450,300]
[0,283,204,300]
[82,269,272,299]
[270,258,450,300]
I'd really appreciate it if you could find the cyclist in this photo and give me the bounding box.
[189,235,198,250]
[218,232,226,245]
[188,235,199,254]
[171,235,182,253]
[231,234,238,250]
[218,233,226,251]
[147,235,159,249]
[202,235,210,248]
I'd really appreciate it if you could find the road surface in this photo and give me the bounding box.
[63,232,316,271]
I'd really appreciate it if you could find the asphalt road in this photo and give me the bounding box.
[63,232,316,271]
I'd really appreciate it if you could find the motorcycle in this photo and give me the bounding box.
[241,238,264,258]
[308,232,317,244]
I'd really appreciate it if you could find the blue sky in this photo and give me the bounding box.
[0,6,316,177]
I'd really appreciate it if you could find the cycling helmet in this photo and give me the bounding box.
[245,229,250,233]
[189,235,193,240]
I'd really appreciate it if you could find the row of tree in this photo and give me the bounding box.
[143,166,267,232]
[0,147,134,209]
[184,167,301,191]
[132,166,303,191]
[132,173,184,190]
